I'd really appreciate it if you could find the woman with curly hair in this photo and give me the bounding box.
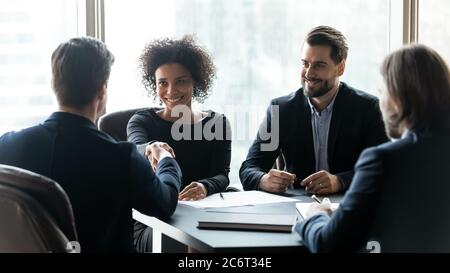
[127,35,231,252]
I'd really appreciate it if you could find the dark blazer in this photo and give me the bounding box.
[240,82,388,191]
[127,108,231,195]
[295,130,450,252]
[0,112,182,252]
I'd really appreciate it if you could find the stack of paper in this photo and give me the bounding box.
[179,190,298,209]
[198,213,297,232]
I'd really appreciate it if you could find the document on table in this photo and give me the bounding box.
[179,190,298,208]
[295,202,339,219]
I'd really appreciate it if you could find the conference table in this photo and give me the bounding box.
[133,188,344,253]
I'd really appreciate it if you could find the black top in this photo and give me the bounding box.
[127,108,231,194]
[0,112,182,252]
[296,130,450,252]
[239,82,388,191]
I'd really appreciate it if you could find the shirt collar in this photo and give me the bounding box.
[307,87,339,115]
[45,111,97,130]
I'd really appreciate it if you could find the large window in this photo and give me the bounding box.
[105,0,390,185]
[2,0,446,186]
[0,0,81,134]
[418,0,450,63]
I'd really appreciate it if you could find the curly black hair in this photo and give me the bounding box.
[139,35,216,103]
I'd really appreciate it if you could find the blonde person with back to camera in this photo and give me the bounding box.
[296,44,450,252]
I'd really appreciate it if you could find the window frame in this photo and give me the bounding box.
[85,0,420,46]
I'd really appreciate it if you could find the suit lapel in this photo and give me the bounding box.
[300,92,316,172]
[327,84,346,169]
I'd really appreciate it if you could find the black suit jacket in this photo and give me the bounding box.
[296,130,450,252]
[239,82,388,191]
[0,112,182,252]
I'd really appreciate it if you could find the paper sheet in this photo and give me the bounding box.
[179,190,298,208]
[295,202,339,219]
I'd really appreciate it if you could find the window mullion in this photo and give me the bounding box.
[403,0,419,44]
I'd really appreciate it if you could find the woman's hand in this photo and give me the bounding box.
[145,142,175,172]
[305,198,333,218]
[179,181,208,201]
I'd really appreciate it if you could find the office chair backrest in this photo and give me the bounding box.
[0,164,78,253]
[98,108,147,141]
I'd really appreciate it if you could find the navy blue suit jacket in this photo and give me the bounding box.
[240,82,388,191]
[0,112,182,252]
[296,130,450,252]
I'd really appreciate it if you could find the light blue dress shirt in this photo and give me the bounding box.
[307,93,338,172]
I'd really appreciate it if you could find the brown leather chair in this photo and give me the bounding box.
[0,164,78,253]
[98,108,147,141]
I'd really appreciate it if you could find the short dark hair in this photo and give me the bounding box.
[51,37,114,108]
[381,44,450,133]
[139,35,216,103]
[305,26,348,64]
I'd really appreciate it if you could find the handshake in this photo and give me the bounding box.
[145,142,176,172]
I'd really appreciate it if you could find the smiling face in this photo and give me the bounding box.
[155,63,194,112]
[300,43,344,98]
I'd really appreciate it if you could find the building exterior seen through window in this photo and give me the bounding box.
[0,0,79,134]
[419,0,450,64]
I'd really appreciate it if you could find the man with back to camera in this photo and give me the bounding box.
[0,37,182,252]
[240,26,388,194]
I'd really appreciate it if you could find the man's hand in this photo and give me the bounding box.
[300,170,341,194]
[145,142,175,172]
[258,169,295,193]
[179,182,207,201]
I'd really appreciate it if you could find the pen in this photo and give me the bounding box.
[219,192,225,200]
[311,194,321,203]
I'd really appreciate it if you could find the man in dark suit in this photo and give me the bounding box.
[296,44,450,252]
[0,37,182,252]
[240,26,387,194]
